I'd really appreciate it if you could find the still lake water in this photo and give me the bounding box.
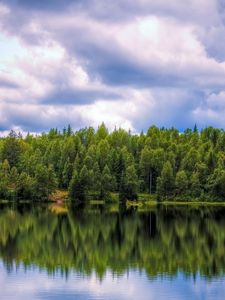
[0,203,225,300]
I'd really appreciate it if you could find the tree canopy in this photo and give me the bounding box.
[0,124,225,201]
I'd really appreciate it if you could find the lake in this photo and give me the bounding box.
[0,203,224,299]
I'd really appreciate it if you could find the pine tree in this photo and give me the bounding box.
[207,167,225,198]
[100,165,112,200]
[190,172,201,197]
[156,161,174,199]
[90,162,101,196]
[119,165,139,201]
[2,132,21,167]
[69,165,90,202]
[175,170,188,196]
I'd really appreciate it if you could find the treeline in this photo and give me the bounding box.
[0,124,225,201]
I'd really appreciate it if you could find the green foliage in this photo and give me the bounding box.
[90,162,101,193]
[100,165,114,200]
[96,122,108,141]
[175,170,188,195]
[119,164,139,201]
[157,161,174,199]
[1,130,22,167]
[62,159,73,188]
[68,170,79,200]
[69,165,90,202]
[0,124,224,201]
[190,172,201,197]
[34,164,57,200]
[140,147,164,193]
[207,167,225,198]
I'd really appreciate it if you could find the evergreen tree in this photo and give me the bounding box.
[156,161,174,199]
[207,167,225,198]
[8,166,19,199]
[69,165,90,202]
[2,131,21,167]
[18,172,36,199]
[62,159,73,188]
[0,160,10,198]
[119,165,139,201]
[0,124,224,201]
[34,164,57,200]
[97,140,110,171]
[140,147,164,193]
[96,123,108,141]
[91,162,101,195]
[175,170,188,196]
[100,165,113,200]
[190,172,201,198]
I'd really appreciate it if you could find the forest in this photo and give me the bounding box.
[0,123,225,202]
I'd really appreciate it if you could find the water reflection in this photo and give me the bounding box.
[1,264,225,300]
[0,204,225,278]
[0,204,225,299]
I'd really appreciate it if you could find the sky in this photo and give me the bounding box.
[1,0,225,133]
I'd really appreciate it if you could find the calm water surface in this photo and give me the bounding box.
[0,203,225,300]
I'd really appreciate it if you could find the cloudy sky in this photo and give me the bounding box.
[1,0,225,133]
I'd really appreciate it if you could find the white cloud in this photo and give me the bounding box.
[0,0,225,132]
[206,91,225,109]
[77,89,153,132]
[0,29,92,105]
[192,91,225,128]
[0,3,10,16]
[41,12,225,88]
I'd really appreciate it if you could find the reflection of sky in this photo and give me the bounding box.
[0,262,224,300]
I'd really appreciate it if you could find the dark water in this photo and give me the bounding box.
[0,203,225,299]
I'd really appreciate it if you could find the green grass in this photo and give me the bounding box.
[89,200,105,205]
[160,201,225,206]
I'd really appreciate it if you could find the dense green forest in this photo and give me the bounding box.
[0,124,225,201]
[0,205,224,278]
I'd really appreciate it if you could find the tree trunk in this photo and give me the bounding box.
[149,170,152,194]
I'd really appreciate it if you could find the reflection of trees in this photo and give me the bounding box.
[0,206,225,279]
